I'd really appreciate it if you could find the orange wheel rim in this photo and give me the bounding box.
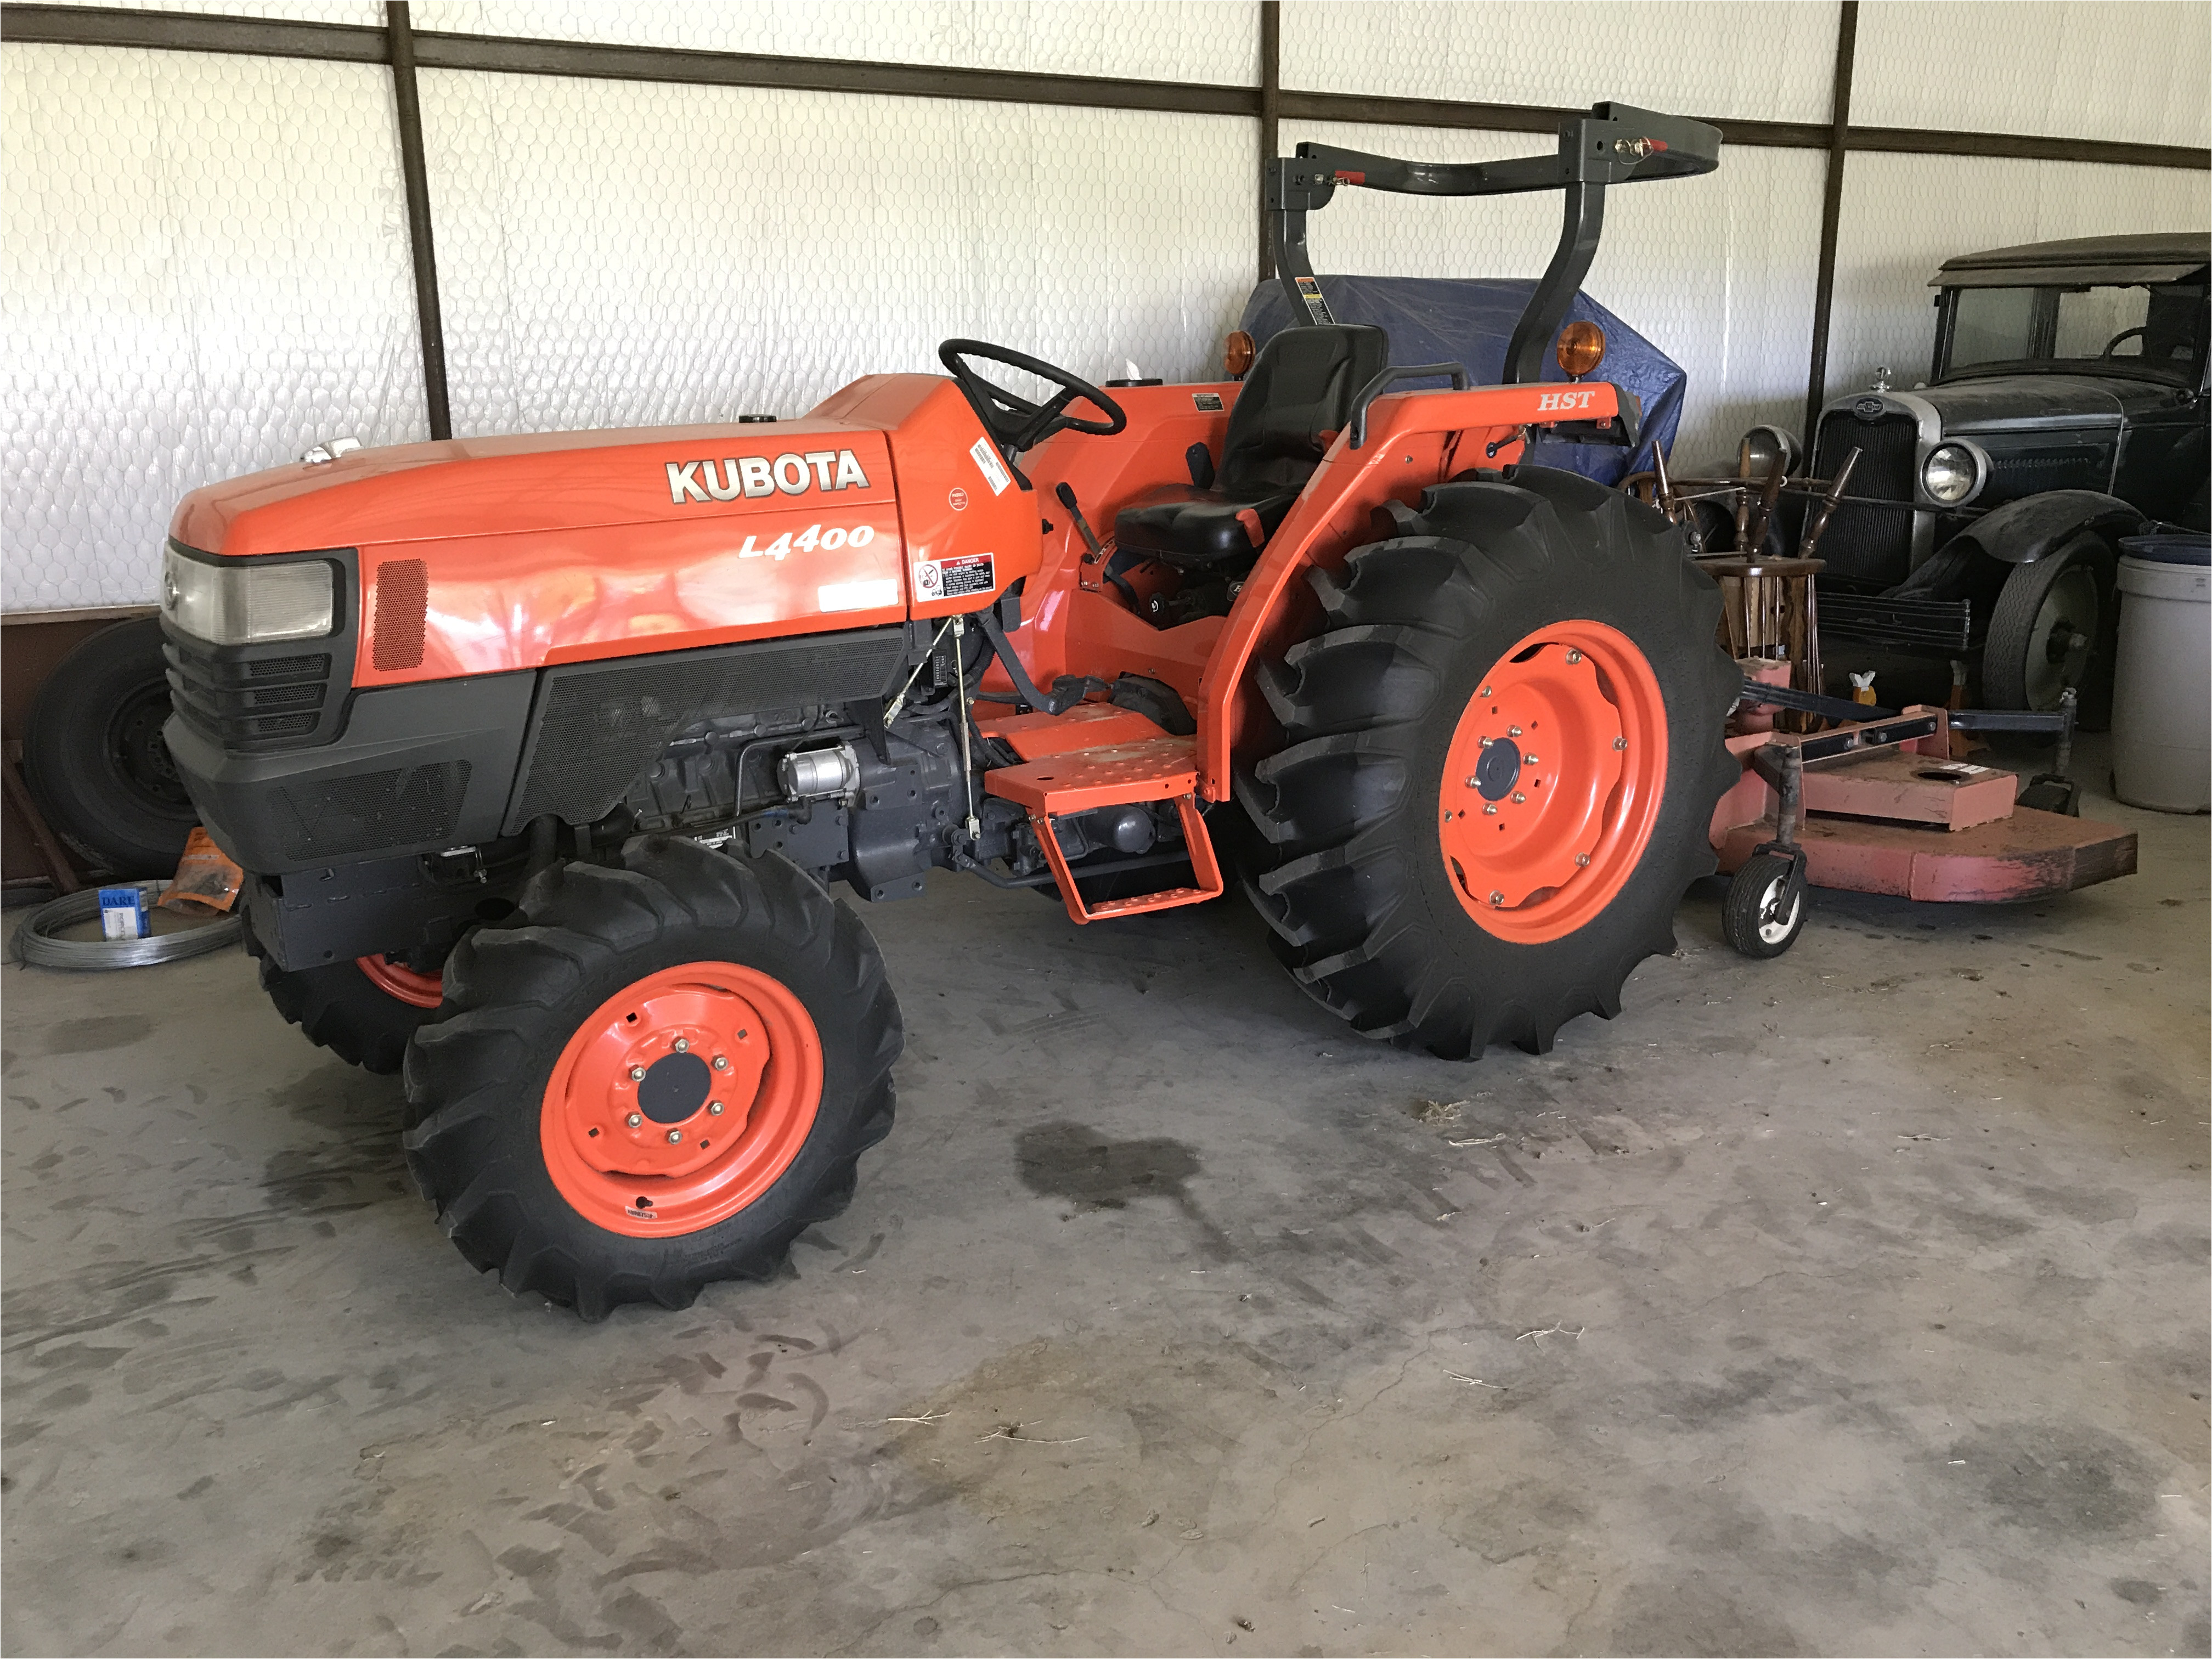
[540,962,823,1238]
[1438,619,1669,945]
[357,953,443,1008]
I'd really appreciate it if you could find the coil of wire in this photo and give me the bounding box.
[13,882,242,970]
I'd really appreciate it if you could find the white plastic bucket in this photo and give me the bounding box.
[2111,541,2210,813]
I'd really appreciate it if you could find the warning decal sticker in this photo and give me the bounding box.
[968,436,1013,496]
[915,552,996,601]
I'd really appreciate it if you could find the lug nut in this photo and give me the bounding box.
[626,1112,642,1127]
[1523,753,1538,765]
[1613,736,1627,751]
[672,1037,689,1053]
[708,1101,724,1116]
[1565,648,1583,664]
[1508,725,1522,737]
[1576,853,1592,867]
[1488,890,1505,906]
[667,1129,683,1144]
[1511,791,1526,803]
[1465,775,1480,788]
[1479,685,1493,699]
[712,1055,730,1071]
[629,1065,646,1081]
[1483,804,1499,816]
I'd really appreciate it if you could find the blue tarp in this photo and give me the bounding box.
[1239,275,1686,486]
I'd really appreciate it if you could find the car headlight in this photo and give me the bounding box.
[1740,423,1801,478]
[1920,442,1983,506]
[162,546,335,645]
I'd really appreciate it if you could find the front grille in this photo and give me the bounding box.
[272,761,471,861]
[1812,411,1917,584]
[165,640,337,751]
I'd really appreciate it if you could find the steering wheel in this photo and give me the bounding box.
[2100,325,2147,358]
[938,339,1127,460]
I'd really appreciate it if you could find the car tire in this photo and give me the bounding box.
[1983,532,2114,723]
[21,616,197,877]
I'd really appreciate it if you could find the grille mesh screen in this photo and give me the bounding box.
[273,761,471,862]
[505,630,907,832]
[1812,412,1917,584]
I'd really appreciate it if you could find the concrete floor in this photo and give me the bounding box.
[4,745,2206,1657]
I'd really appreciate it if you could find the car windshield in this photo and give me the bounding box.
[1944,280,2207,384]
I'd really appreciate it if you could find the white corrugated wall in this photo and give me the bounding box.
[3,0,2206,609]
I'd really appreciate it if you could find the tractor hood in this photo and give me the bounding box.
[164,374,1039,685]
[171,417,898,558]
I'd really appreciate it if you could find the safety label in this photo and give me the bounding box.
[916,552,995,601]
[968,436,1012,496]
[1193,392,1224,411]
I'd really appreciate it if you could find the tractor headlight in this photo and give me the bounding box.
[161,546,335,645]
[1919,441,1985,506]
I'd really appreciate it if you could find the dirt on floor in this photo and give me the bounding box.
[3,743,2205,1657]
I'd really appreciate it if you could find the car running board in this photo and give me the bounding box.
[978,705,1224,924]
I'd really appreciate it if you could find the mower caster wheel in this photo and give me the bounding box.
[1723,853,1807,958]
[401,836,901,1319]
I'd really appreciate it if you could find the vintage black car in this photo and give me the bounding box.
[1751,232,2208,714]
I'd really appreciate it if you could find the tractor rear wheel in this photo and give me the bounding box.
[401,836,899,1318]
[1238,466,1739,1059]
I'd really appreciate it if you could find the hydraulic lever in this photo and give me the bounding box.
[1054,482,1138,607]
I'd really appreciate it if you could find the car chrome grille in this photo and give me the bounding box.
[1813,411,1917,584]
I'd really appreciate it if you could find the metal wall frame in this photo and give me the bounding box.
[5,0,2208,456]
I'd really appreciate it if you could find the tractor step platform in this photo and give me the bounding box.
[978,704,1222,924]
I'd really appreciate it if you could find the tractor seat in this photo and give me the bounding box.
[1114,323,1390,572]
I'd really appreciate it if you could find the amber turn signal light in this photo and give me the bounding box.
[1555,319,1606,379]
[1223,330,1255,378]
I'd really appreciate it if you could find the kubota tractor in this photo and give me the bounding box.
[159,103,1738,1315]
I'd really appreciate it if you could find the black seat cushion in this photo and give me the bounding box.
[1114,323,1390,571]
[1111,483,1300,569]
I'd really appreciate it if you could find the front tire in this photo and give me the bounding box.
[251,933,442,1075]
[1983,533,2113,720]
[1238,467,1739,1058]
[401,836,900,1318]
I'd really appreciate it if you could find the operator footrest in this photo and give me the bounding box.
[982,731,1224,924]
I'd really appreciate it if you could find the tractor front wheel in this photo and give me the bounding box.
[1238,466,1740,1058]
[251,934,443,1075]
[401,836,900,1318]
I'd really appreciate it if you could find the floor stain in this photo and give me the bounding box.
[40,1015,154,1056]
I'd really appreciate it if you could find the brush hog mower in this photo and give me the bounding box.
[159,104,1740,1316]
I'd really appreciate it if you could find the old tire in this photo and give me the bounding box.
[1983,532,2114,721]
[402,835,900,1318]
[250,931,443,1075]
[1238,466,1739,1058]
[1721,853,1806,958]
[22,616,196,876]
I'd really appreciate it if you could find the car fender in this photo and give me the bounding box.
[1940,490,2143,567]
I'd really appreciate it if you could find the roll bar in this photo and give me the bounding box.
[1266,101,1721,385]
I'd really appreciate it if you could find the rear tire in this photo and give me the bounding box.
[22,617,196,877]
[401,836,900,1318]
[1238,467,1739,1058]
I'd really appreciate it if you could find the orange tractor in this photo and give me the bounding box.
[160,104,1737,1314]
